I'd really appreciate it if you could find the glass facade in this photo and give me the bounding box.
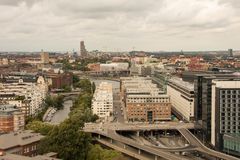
[223,134,240,157]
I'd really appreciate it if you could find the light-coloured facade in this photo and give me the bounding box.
[40,52,49,64]
[0,76,48,116]
[100,63,129,72]
[121,77,171,122]
[91,82,113,119]
[167,77,195,121]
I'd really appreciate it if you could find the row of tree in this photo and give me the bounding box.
[27,79,122,160]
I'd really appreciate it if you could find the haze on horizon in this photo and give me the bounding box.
[0,0,240,52]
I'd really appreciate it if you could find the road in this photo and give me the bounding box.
[92,128,190,160]
[50,100,72,124]
[178,128,239,160]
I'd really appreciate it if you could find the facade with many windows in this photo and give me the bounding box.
[211,79,240,154]
[0,130,44,157]
[92,82,113,119]
[167,77,195,121]
[121,77,171,122]
[223,134,240,157]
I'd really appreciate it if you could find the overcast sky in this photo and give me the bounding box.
[0,0,240,52]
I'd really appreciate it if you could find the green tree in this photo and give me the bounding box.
[87,144,121,160]
[26,120,54,135]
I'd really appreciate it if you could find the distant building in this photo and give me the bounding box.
[141,66,152,77]
[92,82,113,119]
[0,130,44,157]
[87,63,100,72]
[80,41,87,57]
[45,72,73,89]
[0,104,25,133]
[228,49,233,57]
[121,77,171,122]
[99,63,129,72]
[167,77,195,121]
[40,52,49,64]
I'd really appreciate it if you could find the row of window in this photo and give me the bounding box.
[23,145,37,153]
[221,90,240,94]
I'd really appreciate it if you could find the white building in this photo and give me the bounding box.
[0,76,48,116]
[167,77,195,121]
[100,63,129,72]
[91,82,113,119]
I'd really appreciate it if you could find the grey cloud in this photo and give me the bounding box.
[0,0,240,51]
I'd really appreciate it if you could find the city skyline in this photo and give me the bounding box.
[0,0,240,52]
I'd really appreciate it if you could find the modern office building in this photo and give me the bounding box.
[92,82,113,119]
[223,134,240,157]
[0,105,25,133]
[211,79,240,153]
[194,74,239,144]
[0,130,44,157]
[40,52,49,64]
[121,77,171,122]
[167,77,195,121]
[80,41,87,57]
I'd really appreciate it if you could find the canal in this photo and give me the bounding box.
[50,100,72,124]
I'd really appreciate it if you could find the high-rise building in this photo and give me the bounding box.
[80,41,87,57]
[40,51,49,64]
[228,49,233,57]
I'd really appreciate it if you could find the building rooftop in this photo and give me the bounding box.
[168,77,194,91]
[0,153,61,160]
[0,130,44,150]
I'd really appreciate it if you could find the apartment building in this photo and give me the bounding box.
[92,82,113,119]
[0,105,25,133]
[0,130,44,157]
[0,74,48,116]
[167,77,195,121]
[121,77,171,122]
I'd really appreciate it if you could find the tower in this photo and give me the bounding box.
[80,41,87,57]
[40,50,49,64]
[228,49,233,57]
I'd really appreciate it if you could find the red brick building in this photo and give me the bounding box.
[45,72,73,89]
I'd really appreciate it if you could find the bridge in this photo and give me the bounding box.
[84,122,239,160]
